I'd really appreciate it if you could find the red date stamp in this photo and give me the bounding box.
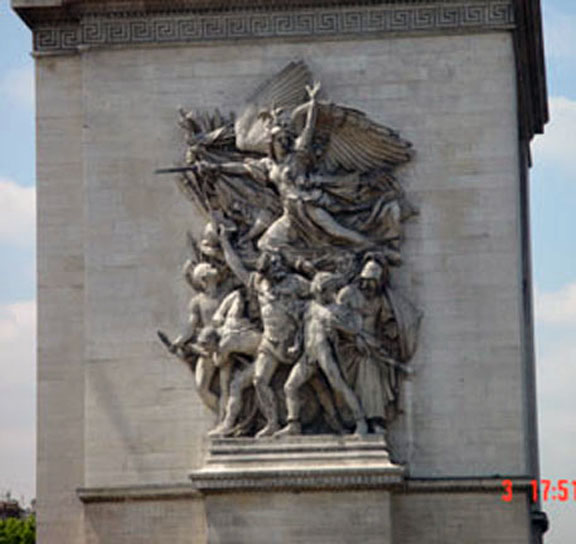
[502,479,576,502]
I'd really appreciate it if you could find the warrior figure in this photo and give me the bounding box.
[207,287,262,436]
[162,261,225,413]
[277,272,368,437]
[337,257,420,432]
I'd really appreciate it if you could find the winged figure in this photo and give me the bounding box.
[157,61,421,440]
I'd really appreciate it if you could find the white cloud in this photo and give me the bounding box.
[0,300,36,386]
[0,64,34,109]
[0,178,35,246]
[535,282,576,325]
[532,97,576,176]
[0,300,36,502]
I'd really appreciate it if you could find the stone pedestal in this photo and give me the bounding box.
[193,436,402,543]
[191,435,404,492]
[204,488,395,544]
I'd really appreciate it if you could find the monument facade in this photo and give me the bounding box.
[14,0,548,542]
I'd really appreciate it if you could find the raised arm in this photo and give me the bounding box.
[294,82,321,153]
[197,157,272,188]
[190,160,249,177]
[217,162,251,176]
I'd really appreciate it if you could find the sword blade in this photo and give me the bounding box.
[155,166,197,175]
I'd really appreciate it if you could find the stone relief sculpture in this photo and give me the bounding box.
[157,61,421,441]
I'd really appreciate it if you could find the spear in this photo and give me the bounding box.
[155,166,200,175]
[155,165,209,213]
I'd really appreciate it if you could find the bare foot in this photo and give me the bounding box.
[353,418,369,436]
[274,421,301,437]
[255,422,280,438]
[208,423,233,438]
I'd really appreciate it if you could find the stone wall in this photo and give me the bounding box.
[35,24,535,544]
[84,498,206,544]
[73,33,527,481]
[36,54,86,543]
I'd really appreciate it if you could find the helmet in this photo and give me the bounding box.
[360,259,383,281]
[190,262,218,290]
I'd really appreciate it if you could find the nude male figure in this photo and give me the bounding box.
[276,272,368,436]
[168,261,224,413]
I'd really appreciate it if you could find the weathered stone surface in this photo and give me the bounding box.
[84,497,207,544]
[203,487,531,544]
[76,33,527,484]
[206,489,393,544]
[29,1,543,539]
[36,54,86,544]
[393,491,531,544]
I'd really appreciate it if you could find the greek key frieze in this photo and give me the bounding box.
[33,1,514,53]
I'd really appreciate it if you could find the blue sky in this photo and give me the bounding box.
[1,1,575,540]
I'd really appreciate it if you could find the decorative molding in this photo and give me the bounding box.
[188,435,405,492]
[190,467,406,492]
[202,436,400,468]
[77,483,202,503]
[76,475,533,500]
[32,1,514,53]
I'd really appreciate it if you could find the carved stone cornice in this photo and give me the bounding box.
[23,1,514,54]
[77,483,202,503]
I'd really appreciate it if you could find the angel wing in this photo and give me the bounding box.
[292,101,413,174]
[235,61,312,154]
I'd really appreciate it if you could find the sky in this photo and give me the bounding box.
[0,0,575,539]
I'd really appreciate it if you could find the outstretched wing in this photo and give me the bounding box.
[235,61,312,153]
[293,102,413,173]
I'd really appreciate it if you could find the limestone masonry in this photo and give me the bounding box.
[14,1,547,542]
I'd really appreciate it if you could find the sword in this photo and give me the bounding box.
[155,166,200,175]
[157,330,178,354]
[157,330,205,358]
[372,348,412,375]
[359,332,412,375]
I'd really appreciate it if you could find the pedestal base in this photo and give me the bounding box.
[190,435,404,493]
[191,436,400,543]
